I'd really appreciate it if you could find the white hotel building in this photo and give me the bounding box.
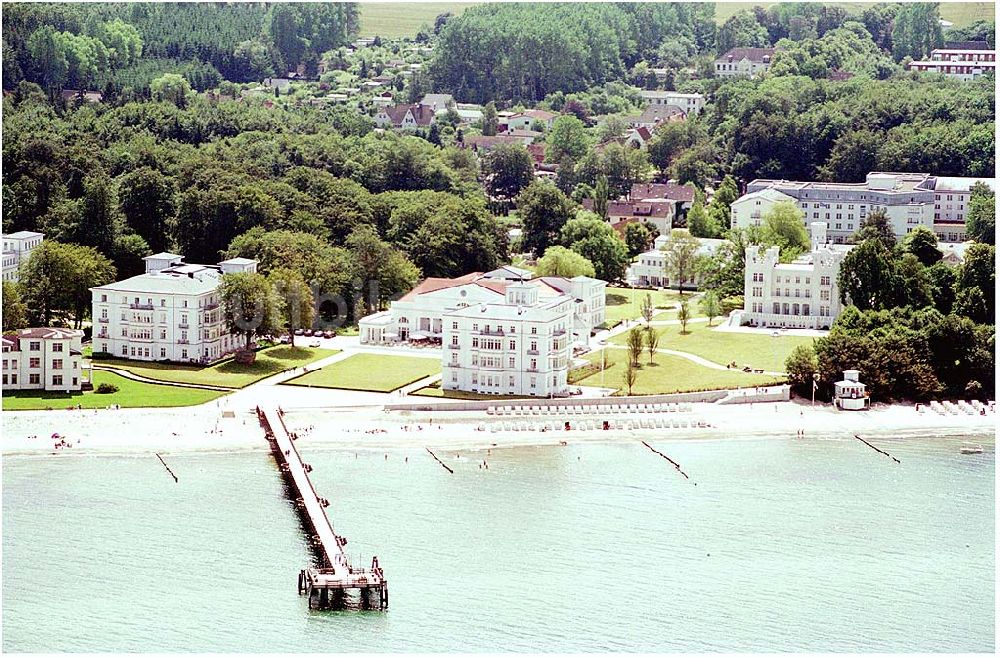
[637,90,705,116]
[739,223,850,330]
[2,231,44,282]
[625,234,724,290]
[906,47,996,81]
[2,327,87,391]
[442,283,573,397]
[90,253,258,363]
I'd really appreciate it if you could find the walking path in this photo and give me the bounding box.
[604,344,786,377]
[91,365,237,391]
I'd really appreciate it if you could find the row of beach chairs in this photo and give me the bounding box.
[487,402,693,416]
[488,416,707,433]
[926,400,994,416]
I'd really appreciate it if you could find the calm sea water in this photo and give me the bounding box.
[2,432,994,652]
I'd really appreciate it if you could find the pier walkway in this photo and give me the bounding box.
[256,404,387,610]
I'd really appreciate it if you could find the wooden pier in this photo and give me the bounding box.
[256,405,388,611]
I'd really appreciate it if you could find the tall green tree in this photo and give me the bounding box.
[517,180,577,257]
[219,271,283,354]
[837,239,901,311]
[661,228,701,296]
[19,241,116,328]
[852,208,896,250]
[535,245,596,278]
[480,101,498,136]
[966,182,995,245]
[761,201,810,261]
[545,115,590,162]
[117,167,175,253]
[892,2,944,61]
[686,189,717,238]
[594,175,609,220]
[699,290,722,326]
[150,72,192,107]
[269,268,314,347]
[482,144,534,214]
[901,225,942,266]
[626,325,644,366]
[623,222,652,257]
[559,215,630,282]
[346,224,420,314]
[2,281,28,331]
[706,175,739,235]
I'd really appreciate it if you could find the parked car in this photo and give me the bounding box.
[294,328,305,336]
[304,329,314,337]
[309,339,321,348]
[279,335,290,344]
[323,330,335,339]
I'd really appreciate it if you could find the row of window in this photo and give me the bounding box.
[3,358,73,369]
[2,373,77,386]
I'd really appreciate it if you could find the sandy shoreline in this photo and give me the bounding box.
[2,398,994,457]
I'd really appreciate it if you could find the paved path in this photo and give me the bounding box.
[92,365,236,391]
[604,344,786,377]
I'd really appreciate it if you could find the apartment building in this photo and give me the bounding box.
[2,231,44,282]
[714,47,776,77]
[737,172,936,243]
[2,327,87,391]
[637,91,705,116]
[90,253,258,363]
[441,283,574,397]
[917,176,996,242]
[906,47,996,81]
[740,223,850,330]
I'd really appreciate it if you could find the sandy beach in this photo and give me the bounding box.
[2,396,994,457]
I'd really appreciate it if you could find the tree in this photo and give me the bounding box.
[26,26,68,92]
[517,181,577,257]
[150,73,192,107]
[559,215,630,282]
[624,222,652,257]
[716,10,771,54]
[686,190,717,238]
[699,291,722,326]
[482,144,534,214]
[956,242,995,319]
[902,226,942,266]
[481,101,498,136]
[640,293,654,324]
[117,167,175,253]
[954,286,989,325]
[269,268,314,347]
[926,261,957,315]
[77,174,122,258]
[892,2,944,61]
[784,343,819,397]
[706,175,739,237]
[761,201,810,261]
[626,326,644,366]
[966,182,995,245]
[112,233,151,279]
[623,358,638,396]
[219,271,282,355]
[535,246,596,278]
[852,208,896,250]
[661,229,701,296]
[19,241,116,328]
[644,325,659,365]
[837,239,901,311]
[2,281,28,331]
[545,115,589,162]
[678,299,690,334]
[594,175,609,220]
[346,224,420,314]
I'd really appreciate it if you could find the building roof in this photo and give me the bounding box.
[218,257,257,265]
[3,327,84,350]
[943,41,993,50]
[3,230,44,240]
[506,128,543,139]
[631,182,695,203]
[715,47,776,64]
[379,103,436,126]
[400,273,486,300]
[463,134,526,150]
[420,93,454,109]
[734,188,797,204]
[92,266,223,295]
[443,300,570,323]
[511,109,558,122]
[585,199,674,219]
[639,90,704,100]
[144,252,184,261]
[920,176,996,193]
[482,265,535,280]
[634,104,685,125]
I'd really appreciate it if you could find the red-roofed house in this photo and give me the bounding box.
[374,103,436,130]
[2,327,88,391]
[583,198,676,235]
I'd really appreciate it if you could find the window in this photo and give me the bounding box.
[160,348,166,358]
[101,294,107,302]
[52,342,63,352]
[28,358,40,368]
[509,341,515,350]
[29,341,40,351]
[820,276,831,286]
[122,345,128,355]
[531,327,537,335]
[181,349,188,359]
[29,373,40,385]
[452,322,458,330]
[52,359,62,370]
[820,290,830,301]
[53,375,63,386]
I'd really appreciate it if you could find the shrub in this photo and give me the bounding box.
[95,382,119,394]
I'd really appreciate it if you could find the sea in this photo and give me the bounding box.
[2,431,994,652]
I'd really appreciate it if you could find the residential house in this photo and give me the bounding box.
[714,47,776,77]
[419,93,455,113]
[2,231,43,282]
[374,103,436,130]
[638,91,705,116]
[60,89,103,104]
[90,253,258,363]
[630,181,696,223]
[625,234,724,290]
[2,327,87,392]
[623,126,653,149]
[629,104,686,130]
[506,109,558,131]
[907,46,996,80]
[583,199,676,236]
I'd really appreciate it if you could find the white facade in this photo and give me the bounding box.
[2,231,44,282]
[739,172,936,243]
[921,176,996,242]
[2,327,86,391]
[741,224,849,330]
[730,188,797,229]
[834,369,869,410]
[714,48,775,77]
[90,254,257,363]
[626,235,723,289]
[441,284,573,397]
[637,91,705,116]
[907,48,996,81]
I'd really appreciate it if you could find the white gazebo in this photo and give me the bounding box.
[834,370,869,410]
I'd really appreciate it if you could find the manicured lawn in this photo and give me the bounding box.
[571,349,786,396]
[713,2,991,27]
[359,2,479,38]
[609,322,814,372]
[604,287,685,325]
[411,385,528,400]
[284,353,441,392]
[93,346,337,388]
[2,371,226,411]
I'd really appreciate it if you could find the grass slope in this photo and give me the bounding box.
[2,371,226,411]
[94,346,336,388]
[713,2,993,28]
[572,349,786,396]
[284,353,440,392]
[610,322,814,372]
[604,287,687,326]
[358,2,479,38]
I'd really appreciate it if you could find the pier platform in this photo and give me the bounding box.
[257,404,387,610]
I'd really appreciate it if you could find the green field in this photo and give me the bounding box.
[713,2,993,27]
[358,2,479,38]
[94,346,337,389]
[572,349,786,396]
[284,353,441,392]
[604,287,686,326]
[610,322,814,372]
[2,371,226,411]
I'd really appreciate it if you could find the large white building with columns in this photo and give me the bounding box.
[441,283,574,397]
[90,253,258,363]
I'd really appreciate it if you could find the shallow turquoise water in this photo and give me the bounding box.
[2,433,994,652]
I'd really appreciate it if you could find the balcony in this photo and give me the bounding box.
[479,328,505,336]
[204,302,220,310]
[177,339,190,344]
[526,349,539,355]
[97,317,109,323]
[553,329,566,336]
[129,303,154,310]
[178,323,189,329]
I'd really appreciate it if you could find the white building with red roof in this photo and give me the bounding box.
[2,327,87,391]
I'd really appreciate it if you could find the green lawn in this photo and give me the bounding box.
[572,349,786,396]
[358,2,479,38]
[713,2,992,27]
[2,371,226,411]
[93,346,337,389]
[411,384,528,400]
[284,353,441,392]
[604,287,686,326]
[610,322,814,372]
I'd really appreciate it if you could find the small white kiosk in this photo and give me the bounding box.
[834,370,869,410]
